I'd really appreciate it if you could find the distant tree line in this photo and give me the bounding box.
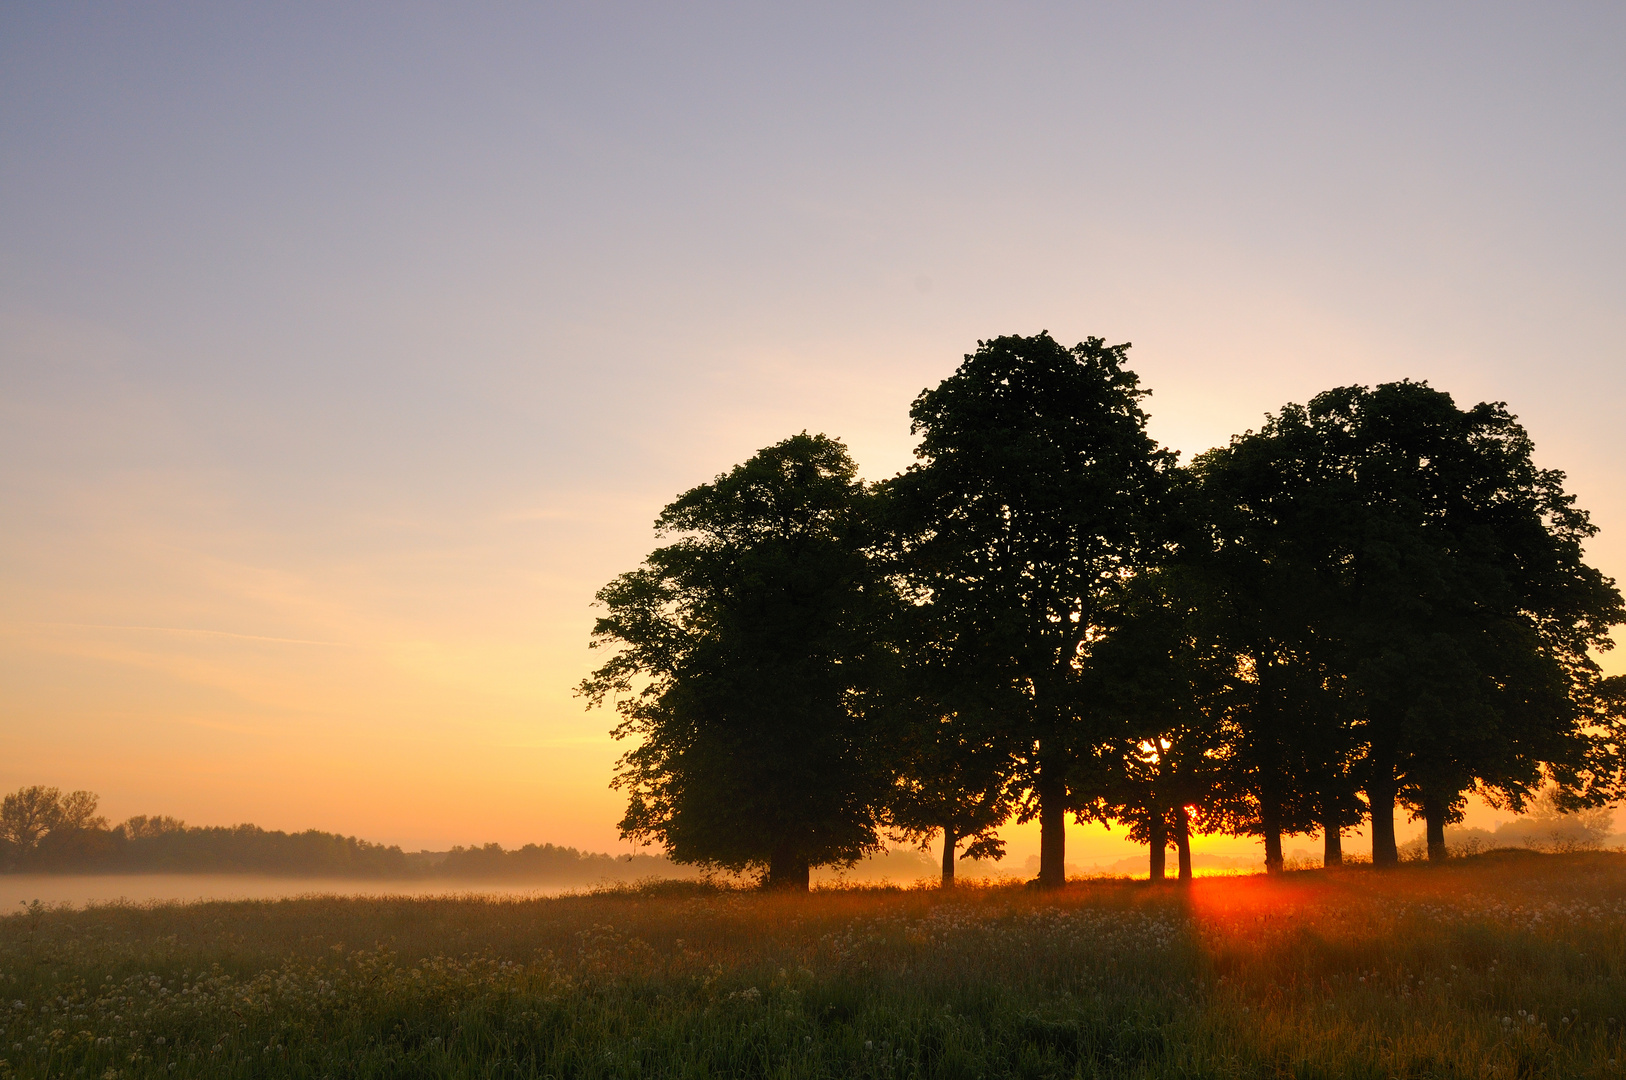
[582,333,1626,889]
[0,787,413,876]
[0,786,676,882]
[436,842,692,883]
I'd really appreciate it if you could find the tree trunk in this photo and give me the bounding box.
[1367,749,1399,867]
[1037,752,1067,889]
[1423,792,1448,862]
[940,823,956,888]
[1174,803,1193,883]
[1258,660,1285,875]
[1148,812,1166,882]
[767,843,810,891]
[1322,799,1343,868]
[1260,793,1284,874]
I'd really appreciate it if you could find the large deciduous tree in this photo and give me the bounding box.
[1197,382,1624,866]
[881,638,1020,888]
[1083,565,1242,882]
[579,433,894,889]
[1328,382,1624,863]
[1189,427,1363,872]
[883,333,1174,888]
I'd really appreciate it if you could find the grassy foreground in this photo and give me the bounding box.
[2,853,1624,1079]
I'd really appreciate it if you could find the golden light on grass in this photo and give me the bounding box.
[2,852,1623,1078]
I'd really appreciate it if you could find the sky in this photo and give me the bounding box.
[2,3,1623,864]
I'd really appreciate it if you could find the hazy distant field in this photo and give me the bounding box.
[0,875,573,911]
[3,853,1624,1079]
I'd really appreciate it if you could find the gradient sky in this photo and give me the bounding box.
[3,3,1623,863]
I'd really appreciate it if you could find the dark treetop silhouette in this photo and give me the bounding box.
[584,336,1625,888]
[1188,382,1626,867]
[879,334,1175,888]
[580,433,896,890]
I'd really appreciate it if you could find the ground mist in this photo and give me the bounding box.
[2,851,1623,1078]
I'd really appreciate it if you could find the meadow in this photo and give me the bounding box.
[2,852,1624,1079]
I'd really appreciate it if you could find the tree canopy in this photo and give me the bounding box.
[1189,381,1625,865]
[580,432,896,888]
[878,333,1175,887]
[583,343,1623,888]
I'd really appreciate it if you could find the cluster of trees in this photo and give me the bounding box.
[437,842,689,883]
[0,787,414,876]
[1396,786,1619,858]
[582,333,1626,889]
[0,786,692,882]
[0,785,110,867]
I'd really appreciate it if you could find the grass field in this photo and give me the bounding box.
[2,851,1625,1079]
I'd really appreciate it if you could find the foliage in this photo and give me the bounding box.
[883,703,1020,886]
[0,795,414,878]
[874,565,1021,886]
[579,343,1623,882]
[881,333,1175,887]
[435,843,693,883]
[581,433,898,888]
[0,788,107,864]
[1080,567,1242,880]
[0,789,698,883]
[1190,381,1626,865]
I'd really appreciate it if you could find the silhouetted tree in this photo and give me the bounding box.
[885,698,1019,888]
[1186,428,1358,872]
[1083,566,1240,882]
[1198,383,1624,865]
[580,433,895,889]
[120,814,187,839]
[0,786,65,856]
[881,334,1173,888]
[0,786,107,867]
[875,497,1021,889]
[1329,384,1623,862]
[436,842,688,883]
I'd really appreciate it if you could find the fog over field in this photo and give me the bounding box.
[0,875,575,910]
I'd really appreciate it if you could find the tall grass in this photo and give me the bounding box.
[1,852,1623,1078]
